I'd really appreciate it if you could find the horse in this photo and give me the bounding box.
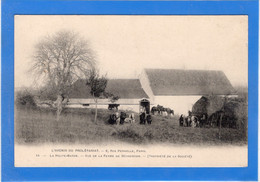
[151,106,158,115]
[162,110,168,117]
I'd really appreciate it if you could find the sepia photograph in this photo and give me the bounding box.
[14,15,248,167]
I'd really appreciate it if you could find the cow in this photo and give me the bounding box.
[124,113,135,124]
[124,117,132,124]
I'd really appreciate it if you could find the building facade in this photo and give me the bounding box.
[68,79,150,112]
[69,69,236,115]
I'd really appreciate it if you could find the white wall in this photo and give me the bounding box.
[69,96,203,114]
[66,103,140,112]
[68,98,142,112]
[154,95,202,115]
[139,70,154,101]
[69,98,141,105]
[116,104,140,112]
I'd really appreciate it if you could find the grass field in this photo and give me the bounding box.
[15,106,247,146]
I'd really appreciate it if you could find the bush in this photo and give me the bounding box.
[144,130,154,140]
[113,127,144,144]
[16,90,37,108]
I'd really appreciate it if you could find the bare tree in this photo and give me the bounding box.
[30,30,96,120]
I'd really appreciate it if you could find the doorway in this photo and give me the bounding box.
[139,99,150,114]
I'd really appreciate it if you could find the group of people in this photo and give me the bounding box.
[108,111,135,125]
[179,115,200,128]
[179,113,208,128]
[108,109,153,125]
[139,106,152,125]
[139,112,152,125]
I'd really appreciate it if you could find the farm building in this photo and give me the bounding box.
[192,96,226,117]
[192,96,246,128]
[68,79,150,112]
[139,69,237,115]
[68,69,236,114]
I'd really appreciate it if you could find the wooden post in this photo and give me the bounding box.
[219,96,227,139]
[94,99,97,124]
[56,94,63,121]
[93,93,98,124]
[219,112,223,139]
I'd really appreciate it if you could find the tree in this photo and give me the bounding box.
[86,70,108,123]
[108,95,120,103]
[30,30,96,120]
[105,92,120,111]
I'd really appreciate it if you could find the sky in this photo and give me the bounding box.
[15,15,248,88]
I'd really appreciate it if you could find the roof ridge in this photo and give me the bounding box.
[77,78,140,81]
[144,68,224,72]
[144,69,235,95]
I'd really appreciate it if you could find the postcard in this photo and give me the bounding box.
[14,15,248,167]
[2,1,258,181]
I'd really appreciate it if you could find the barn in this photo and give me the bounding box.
[68,68,236,115]
[68,79,150,112]
[139,69,236,115]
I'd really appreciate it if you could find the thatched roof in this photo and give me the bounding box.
[145,69,236,95]
[192,96,226,116]
[192,95,245,119]
[191,96,209,115]
[69,79,148,99]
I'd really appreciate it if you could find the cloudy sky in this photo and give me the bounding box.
[15,15,248,88]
